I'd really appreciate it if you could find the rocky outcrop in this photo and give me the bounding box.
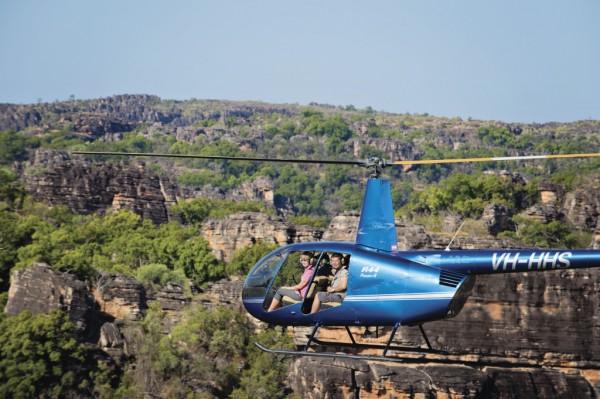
[289,356,597,399]
[200,212,323,262]
[4,264,194,361]
[5,251,600,398]
[482,202,515,236]
[92,273,146,321]
[323,213,525,250]
[5,263,91,331]
[322,212,360,242]
[21,149,179,224]
[563,179,600,231]
[0,95,299,134]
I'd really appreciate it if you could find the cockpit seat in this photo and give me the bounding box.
[281,276,328,305]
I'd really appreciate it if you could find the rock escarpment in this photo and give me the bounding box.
[5,263,91,331]
[4,264,193,361]
[21,149,180,224]
[200,212,323,262]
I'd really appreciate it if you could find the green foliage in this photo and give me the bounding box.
[275,165,327,215]
[0,211,54,291]
[82,132,156,154]
[173,237,223,283]
[172,197,274,226]
[135,303,250,397]
[227,241,279,276]
[549,170,583,191]
[302,112,353,154]
[0,292,7,318]
[499,215,589,249]
[408,173,537,218]
[171,140,258,190]
[231,329,295,399]
[359,144,384,158]
[0,130,38,165]
[135,263,186,288]
[477,126,516,147]
[391,180,414,209]
[170,197,212,225]
[0,310,88,399]
[0,169,26,210]
[289,214,330,228]
[414,144,452,182]
[15,210,223,285]
[333,183,363,212]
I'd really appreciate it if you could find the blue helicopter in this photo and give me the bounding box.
[73,151,600,361]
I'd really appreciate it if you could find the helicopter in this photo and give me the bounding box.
[72,150,600,362]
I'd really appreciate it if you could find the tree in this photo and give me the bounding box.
[0,130,37,165]
[135,263,186,289]
[231,329,295,399]
[174,238,223,284]
[500,216,585,248]
[134,304,250,397]
[227,242,278,276]
[0,169,26,210]
[0,310,89,399]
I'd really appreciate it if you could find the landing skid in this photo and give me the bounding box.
[256,323,547,368]
[254,342,405,363]
[256,322,441,362]
[310,337,446,355]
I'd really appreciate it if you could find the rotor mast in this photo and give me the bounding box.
[361,157,391,178]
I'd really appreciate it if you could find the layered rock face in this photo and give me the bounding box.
[5,263,91,331]
[21,149,180,224]
[200,212,323,262]
[4,264,192,360]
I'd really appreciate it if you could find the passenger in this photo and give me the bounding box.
[310,253,348,313]
[268,251,315,312]
[316,253,332,277]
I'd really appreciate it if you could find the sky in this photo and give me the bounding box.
[1,1,599,123]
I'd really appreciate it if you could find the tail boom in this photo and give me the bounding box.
[402,249,600,275]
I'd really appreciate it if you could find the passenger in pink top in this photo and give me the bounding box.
[268,251,315,312]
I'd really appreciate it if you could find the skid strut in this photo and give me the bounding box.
[255,322,445,362]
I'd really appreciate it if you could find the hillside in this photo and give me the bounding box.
[1,95,600,398]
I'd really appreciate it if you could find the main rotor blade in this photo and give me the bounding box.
[71,151,361,166]
[390,152,600,166]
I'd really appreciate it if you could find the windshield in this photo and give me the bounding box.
[242,249,288,299]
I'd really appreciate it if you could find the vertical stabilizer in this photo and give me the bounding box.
[356,178,398,251]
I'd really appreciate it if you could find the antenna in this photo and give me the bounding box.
[445,221,465,251]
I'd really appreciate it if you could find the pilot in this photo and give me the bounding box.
[310,253,348,313]
[267,251,315,312]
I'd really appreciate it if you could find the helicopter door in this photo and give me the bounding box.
[263,251,318,311]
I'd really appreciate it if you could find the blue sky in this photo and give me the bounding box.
[1,1,599,123]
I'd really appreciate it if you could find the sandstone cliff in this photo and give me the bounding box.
[200,212,323,262]
[21,149,180,224]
